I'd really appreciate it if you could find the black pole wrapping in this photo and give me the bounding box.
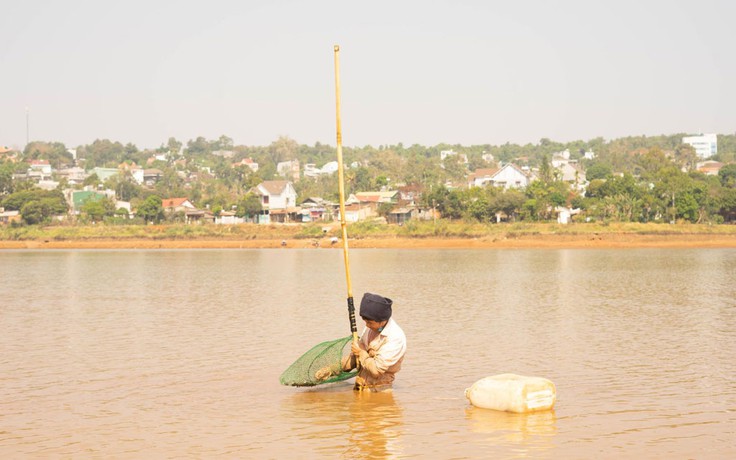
[347,296,357,334]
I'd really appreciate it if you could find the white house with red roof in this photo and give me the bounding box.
[696,160,724,176]
[30,160,52,175]
[354,191,399,204]
[162,197,196,213]
[233,157,259,172]
[468,168,499,187]
[468,164,532,190]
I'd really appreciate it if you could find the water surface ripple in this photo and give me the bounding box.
[1,248,734,458]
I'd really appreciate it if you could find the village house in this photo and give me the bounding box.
[252,180,298,223]
[0,207,21,225]
[354,191,399,205]
[440,149,468,164]
[185,208,215,224]
[339,202,374,223]
[30,160,52,175]
[232,157,259,172]
[299,197,332,222]
[56,166,88,185]
[67,189,116,216]
[162,197,196,213]
[467,164,532,190]
[212,150,235,159]
[696,160,724,176]
[556,162,587,192]
[468,168,499,187]
[387,208,413,225]
[142,169,163,186]
[215,210,244,225]
[304,161,339,179]
[277,160,300,182]
[91,167,119,182]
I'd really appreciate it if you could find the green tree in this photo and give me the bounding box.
[492,190,526,221]
[377,202,394,219]
[137,195,164,223]
[2,189,67,214]
[586,162,613,181]
[83,173,101,188]
[81,197,116,222]
[20,201,46,225]
[105,171,141,202]
[11,191,68,225]
[442,155,467,182]
[186,136,211,156]
[465,194,491,222]
[235,193,263,219]
[719,164,736,188]
[22,141,72,168]
[0,162,14,195]
[674,144,698,172]
[719,188,736,222]
[652,166,693,222]
[167,137,182,154]
[212,135,234,151]
[268,136,299,164]
[78,139,126,168]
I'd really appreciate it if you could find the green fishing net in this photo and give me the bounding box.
[280,335,358,387]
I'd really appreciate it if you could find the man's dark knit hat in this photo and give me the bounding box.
[359,293,393,321]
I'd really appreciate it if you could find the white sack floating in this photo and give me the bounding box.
[464,373,556,413]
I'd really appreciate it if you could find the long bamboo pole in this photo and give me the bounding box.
[334,45,358,344]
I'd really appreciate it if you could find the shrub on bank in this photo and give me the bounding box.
[1,220,736,243]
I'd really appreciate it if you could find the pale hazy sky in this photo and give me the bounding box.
[2,0,735,150]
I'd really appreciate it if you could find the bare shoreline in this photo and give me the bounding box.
[2,233,735,250]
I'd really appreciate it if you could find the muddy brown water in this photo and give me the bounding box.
[1,248,734,458]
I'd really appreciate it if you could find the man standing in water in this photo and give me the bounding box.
[343,293,407,392]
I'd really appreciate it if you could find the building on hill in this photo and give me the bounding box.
[354,191,399,204]
[252,180,298,223]
[468,168,499,187]
[215,210,244,225]
[143,169,163,186]
[91,167,119,182]
[556,162,587,192]
[233,158,259,172]
[277,160,300,182]
[30,160,52,175]
[683,133,717,159]
[305,160,340,179]
[696,160,724,176]
[551,149,571,168]
[440,149,469,165]
[300,197,332,222]
[0,208,21,225]
[56,167,88,185]
[467,164,532,190]
[162,197,196,213]
[67,189,115,216]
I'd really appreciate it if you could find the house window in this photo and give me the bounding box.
[263,196,269,205]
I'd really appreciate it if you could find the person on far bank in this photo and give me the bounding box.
[342,292,407,392]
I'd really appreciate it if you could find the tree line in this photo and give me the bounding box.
[1,133,735,225]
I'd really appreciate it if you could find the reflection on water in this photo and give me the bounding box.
[465,406,557,450]
[1,248,735,458]
[284,386,404,458]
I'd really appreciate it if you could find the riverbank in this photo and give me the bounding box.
[2,233,735,249]
[2,222,736,249]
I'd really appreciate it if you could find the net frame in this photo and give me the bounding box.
[279,335,358,387]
